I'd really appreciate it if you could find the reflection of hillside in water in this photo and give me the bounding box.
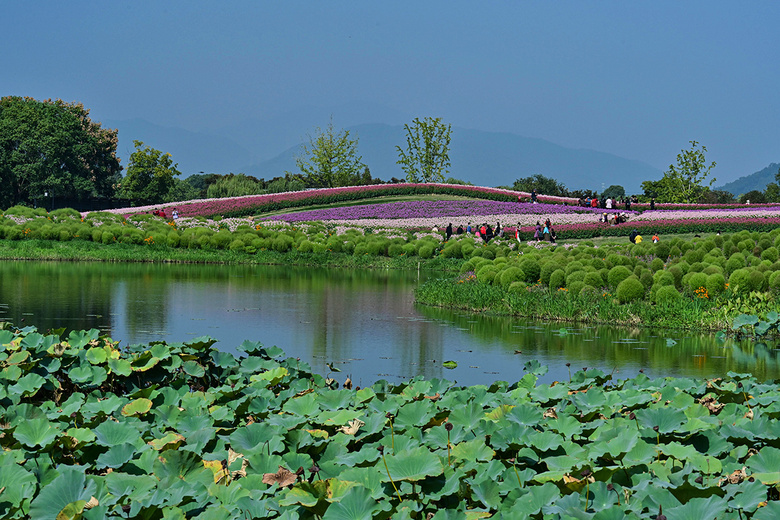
[415,305,780,381]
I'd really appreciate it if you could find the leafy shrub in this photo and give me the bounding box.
[761,246,779,263]
[388,243,404,257]
[520,258,541,284]
[655,285,682,305]
[650,258,665,272]
[297,240,314,253]
[508,281,527,294]
[549,269,566,289]
[583,271,604,288]
[540,261,558,286]
[687,272,708,294]
[748,270,768,292]
[728,268,752,294]
[607,265,632,288]
[272,234,294,253]
[460,242,475,258]
[706,273,726,297]
[769,271,780,294]
[418,245,435,259]
[616,276,645,303]
[101,230,115,244]
[499,267,525,288]
[441,242,462,258]
[568,281,586,296]
[566,270,586,286]
[667,265,683,288]
[476,265,499,284]
[639,270,653,289]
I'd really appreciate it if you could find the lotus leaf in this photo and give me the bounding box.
[29,465,97,520]
[317,389,355,411]
[0,329,13,345]
[20,331,44,350]
[229,423,285,456]
[442,360,458,369]
[65,427,96,445]
[0,463,37,514]
[211,350,238,368]
[448,400,485,432]
[85,346,108,364]
[149,432,186,451]
[394,399,435,430]
[13,417,60,448]
[507,482,561,516]
[1,364,22,381]
[523,359,548,376]
[635,406,687,434]
[451,438,495,463]
[251,366,289,385]
[321,485,382,520]
[468,477,502,510]
[318,409,363,426]
[746,446,780,484]
[96,442,138,469]
[282,392,320,416]
[665,495,729,520]
[122,397,153,416]
[68,328,99,349]
[106,357,132,376]
[382,446,444,482]
[94,420,142,447]
[5,349,31,365]
[182,360,206,377]
[8,372,45,397]
[81,394,125,416]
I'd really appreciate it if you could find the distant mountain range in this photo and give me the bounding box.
[102,117,771,196]
[715,163,780,196]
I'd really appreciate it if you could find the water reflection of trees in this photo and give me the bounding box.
[416,305,780,381]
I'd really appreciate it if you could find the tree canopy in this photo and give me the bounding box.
[118,140,181,204]
[642,141,716,203]
[0,96,121,209]
[397,117,452,183]
[601,185,626,200]
[512,174,569,198]
[293,120,366,188]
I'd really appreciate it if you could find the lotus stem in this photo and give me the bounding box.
[511,457,521,486]
[379,446,402,503]
[387,414,395,454]
[445,422,453,467]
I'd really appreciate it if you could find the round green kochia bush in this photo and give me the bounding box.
[761,246,779,263]
[566,270,586,286]
[769,271,780,294]
[639,270,653,290]
[748,270,768,292]
[418,244,435,259]
[616,276,645,303]
[706,273,726,297]
[650,257,665,272]
[728,268,751,294]
[499,266,525,288]
[297,240,314,253]
[520,258,541,284]
[583,271,604,288]
[687,272,708,294]
[654,284,682,305]
[476,264,499,284]
[508,281,527,293]
[607,265,632,288]
[549,269,566,289]
[725,253,746,274]
[568,280,586,296]
[667,265,683,288]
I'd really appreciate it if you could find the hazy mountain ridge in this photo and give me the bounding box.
[716,163,780,196]
[107,118,675,194]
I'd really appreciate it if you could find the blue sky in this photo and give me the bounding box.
[4,2,778,183]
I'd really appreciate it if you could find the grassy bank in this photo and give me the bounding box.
[0,238,463,271]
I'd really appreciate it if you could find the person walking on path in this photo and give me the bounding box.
[445,223,453,241]
[534,221,542,241]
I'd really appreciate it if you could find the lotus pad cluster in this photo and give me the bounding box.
[2,327,780,518]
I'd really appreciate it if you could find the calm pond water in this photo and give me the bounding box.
[1,261,778,386]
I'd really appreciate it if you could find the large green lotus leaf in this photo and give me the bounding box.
[104,471,158,501]
[67,328,99,349]
[96,442,138,469]
[211,350,238,369]
[175,413,215,433]
[321,485,382,520]
[29,465,97,520]
[8,372,46,397]
[753,501,780,520]
[665,496,728,520]
[530,383,569,404]
[183,335,218,351]
[543,408,578,434]
[107,358,132,376]
[746,446,780,484]
[153,449,209,486]
[316,389,355,411]
[65,427,97,445]
[727,479,769,513]
[20,331,44,350]
[527,430,563,452]
[382,446,444,482]
[94,420,141,447]
[250,367,289,386]
[85,346,108,364]
[130,351,159,372]
[593,506,642,520]
[81,394,125,417]
[278,481,329,509]
[14,416,60,448]
[0,329,14,345]
[229,423,285,455]
[148,343,171,360]
[0,462,37,512]
[336,467,386,499]
[1,364,22,382]
[503,403,542,427]
[635,407,687,434]
[448,401,487,433]
[589,428,639,459]
[282,392,320,417]
[508,482,561,516]
[451,438,495,463]
[732,314,760,330]
[469,477,502,510]
[395,399,436,430]
[317,409,363,427]
[5,349,31,366]
[68,364,107,386]
[237,355,274,375]
[122,397,153,417]
[182,360,205,378]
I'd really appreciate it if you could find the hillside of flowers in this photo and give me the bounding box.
[104,184,580,220]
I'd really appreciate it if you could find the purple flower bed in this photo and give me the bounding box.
[264,200,605,222]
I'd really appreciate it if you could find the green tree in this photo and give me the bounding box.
[601,185,626,200]
[119,140,181,204]
[293,120,365,188]
[0,96,121,209]
[206,173,263,198]
[512,174,569,197]
[642,141,716,203]
[396,117,452,183]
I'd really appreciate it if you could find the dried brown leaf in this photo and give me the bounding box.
[340,418,365,435]
[262,466,297,487]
